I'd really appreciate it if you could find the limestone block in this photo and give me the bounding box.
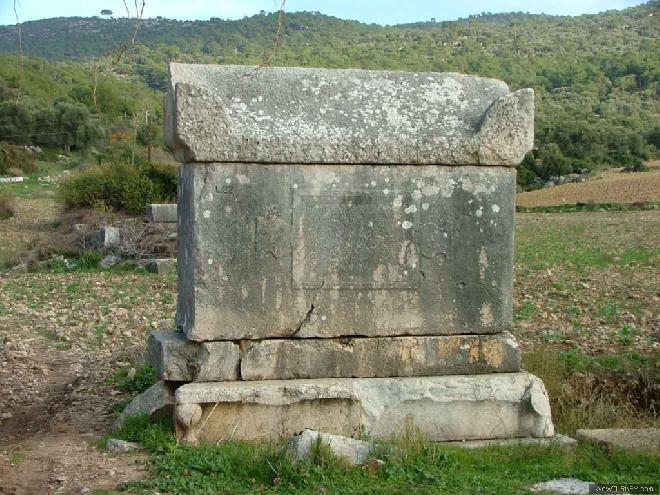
[174,373,554,443]
[148,330,239,382]
[145,203,177,223]
[165,64,533,166]
[240,333,521,380]
[176,163,516,341]
[145,258,177,275]
[89,226,120,249]
[286,429,374,465]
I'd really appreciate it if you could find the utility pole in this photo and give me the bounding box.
[145,109,152,163]
[131,113,137,166]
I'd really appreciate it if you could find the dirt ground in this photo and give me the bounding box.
[0,199,173,494]
[516,162,660,208]
[0,197,657,493]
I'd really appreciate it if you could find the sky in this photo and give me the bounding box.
[0,0,645,26]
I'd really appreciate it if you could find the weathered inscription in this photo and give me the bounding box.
[292,191,420,290]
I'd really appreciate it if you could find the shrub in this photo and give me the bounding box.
[0,142,37,175]
[59,162,177,214]
[0,192,15,220]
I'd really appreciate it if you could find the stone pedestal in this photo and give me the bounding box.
[132,63,554,444]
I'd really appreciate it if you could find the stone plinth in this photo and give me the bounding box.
[174,373,554,444]
[149,330,521,381]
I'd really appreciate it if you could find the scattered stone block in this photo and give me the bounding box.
[145,203,178,223]
[148,331,239,382]
[99,254,120,269]
[529,478,592,494]
[174,373,554,444]
[106,439,141,453]
[0,176,24,183]
[240,333,521,380]
[90,226,120,249]
[113,381,175,431]
[575,428,659,454]
[286,429,373,465]
[145,258,177,274]
[440,433,576,449]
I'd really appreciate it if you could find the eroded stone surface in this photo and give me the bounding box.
[165,64,533,166]
[177,163,515,341]
[174,373,554,442]
[148,331,239,382]
[240,333,521,380]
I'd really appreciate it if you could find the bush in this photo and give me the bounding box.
[0,142,37,175]
[59,162,177,214]
[0,192,15,220]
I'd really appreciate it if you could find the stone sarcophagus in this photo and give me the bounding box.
[149,63,554,444]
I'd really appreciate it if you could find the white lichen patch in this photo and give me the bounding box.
[405,204,418,214]
[479,247,488,281]
[203,210,211,219]
[480,303,494,326]
[491,204,500,213]
[412,190,423,201]
[393,195,403,207]
[402,220,413,229]
[475,207,483,218]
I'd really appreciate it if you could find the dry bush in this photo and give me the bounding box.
[524,350,658,435]
[0,192,15,220]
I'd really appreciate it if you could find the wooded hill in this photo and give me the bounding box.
[0,2,658,184]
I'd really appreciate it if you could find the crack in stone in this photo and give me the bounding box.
[291,279,325,337]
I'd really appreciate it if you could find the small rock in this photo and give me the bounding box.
[530,478,592,494]
[1,412,13,419]
[99,255,120,269]
[145,258,177,275]
[107,438,141,453]
[113,381,175,431]
[286,429,373,466]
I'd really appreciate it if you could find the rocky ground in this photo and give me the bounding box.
[0,197,657,493]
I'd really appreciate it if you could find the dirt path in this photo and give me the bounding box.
[0,341,147,494]
[0,198,169,494]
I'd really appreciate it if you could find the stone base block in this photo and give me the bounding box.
[241,333,521,380]
[148,331,239,382]
[149,331,520,382]
[174,373,554,444]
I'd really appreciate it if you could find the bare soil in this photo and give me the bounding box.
[516,162,660,208]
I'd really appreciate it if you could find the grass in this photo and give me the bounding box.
[110,416,658,495]
[105,364,157,394]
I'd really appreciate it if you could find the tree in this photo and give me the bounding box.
[52,100,98,153]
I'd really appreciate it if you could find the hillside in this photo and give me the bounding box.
[0,3,658,183]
